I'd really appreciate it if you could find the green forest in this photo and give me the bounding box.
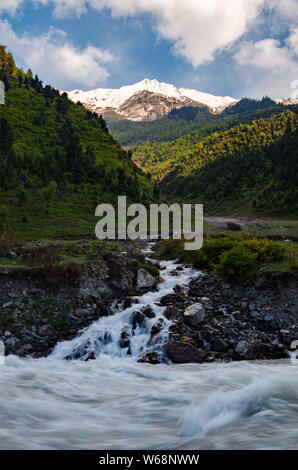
[133,110,298,215]
[0,47,153,239]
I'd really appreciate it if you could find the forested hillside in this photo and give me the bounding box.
[0,47,153,239]
[133,110,298,215]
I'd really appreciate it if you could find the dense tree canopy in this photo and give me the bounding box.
[133,110,298,215]
[0,50,153,203]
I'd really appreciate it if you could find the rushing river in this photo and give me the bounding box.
[0,252,297,450]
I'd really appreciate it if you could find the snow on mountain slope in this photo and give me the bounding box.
[66,78,238,121]
[275,98,298,106]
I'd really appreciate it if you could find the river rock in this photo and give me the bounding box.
[137,268,158,289]
[183,303,205,327]
[5,336,18,348]
[138,351,160,364]
[180,336,197,347]
[38,325,55,336]
[150,319,164,337]
[196,338,211,351]
[263,314,274,322]
[249,310,259,319]
[227,222,242,231]
[212,338,229,352]
[23,344,34,353]
[2,302,12,309]
[119,338,130,349]
[130,311,145,327]
[163,306,180,320]
[235,340,251,357]
[165,342,207,363]
[142,305,155,319]
[150,324,161,337]
[123,297,133,309]
[160,294,185,306]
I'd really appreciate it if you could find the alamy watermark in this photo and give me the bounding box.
[95,197,203,250]
[0,80,4,105]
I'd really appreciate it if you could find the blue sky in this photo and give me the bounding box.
[0,1,297,98]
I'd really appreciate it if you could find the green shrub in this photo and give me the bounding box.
[154,233,289,281]
[244,238,286,263]
[194,237,237,265]
[214,245,258,280]
[143,264,160,277]
[131,258,159,277]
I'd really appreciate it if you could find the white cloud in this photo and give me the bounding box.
[0,19,114,89]
[86,0,266,67]
[0,0,24,14]
[269,0,298,19]
[34,0,87,18]
[235,38,293,69]
[3,0,265,66]
[234,30,298,98]
[0,0,297,96]
[288,27,298,56]
[1,1,296,71]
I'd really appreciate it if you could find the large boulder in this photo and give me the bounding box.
[137,268,158,289]
[183,303,205,327]
[165,342,207,363]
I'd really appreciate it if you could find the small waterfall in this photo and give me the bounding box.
[50,258,198,362]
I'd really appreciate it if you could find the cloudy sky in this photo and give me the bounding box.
[0,0,297,98]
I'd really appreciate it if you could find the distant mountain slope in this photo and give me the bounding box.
[133,110,298,215]
[66,78,237,121]
[0,48,153,239]
[108,99,291,146]
[116,90,207,122]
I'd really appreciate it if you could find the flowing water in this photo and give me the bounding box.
[0,252,297,450]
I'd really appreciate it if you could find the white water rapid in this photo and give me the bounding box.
[50,257,196,362]
[0,249,297,450]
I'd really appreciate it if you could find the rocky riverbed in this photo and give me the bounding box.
[0,249,160,358]
[162,268,298,363]
[0,243,297,363]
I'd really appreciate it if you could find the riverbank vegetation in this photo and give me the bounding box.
[154,233,298,281]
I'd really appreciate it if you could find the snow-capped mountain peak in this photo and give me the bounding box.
[66,79,238,121]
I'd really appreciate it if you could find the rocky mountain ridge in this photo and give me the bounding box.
[66,78,238,121]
